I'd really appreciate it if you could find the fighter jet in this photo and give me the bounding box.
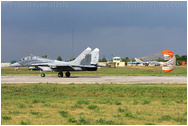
[9,47,99,77]
[135,58,160,66]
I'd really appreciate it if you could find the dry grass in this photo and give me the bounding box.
[1,84,187,125]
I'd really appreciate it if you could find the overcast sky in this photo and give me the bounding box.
[1,1,187,62]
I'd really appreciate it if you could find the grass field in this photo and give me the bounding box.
[1,84,187,125]
[1,65,187,76]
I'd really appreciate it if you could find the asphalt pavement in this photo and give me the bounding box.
[1,76,187,84]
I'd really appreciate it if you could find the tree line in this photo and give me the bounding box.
[98,54,187,64]
[175,54,187,65]
[9,54,186,64]
[41,54,187,64]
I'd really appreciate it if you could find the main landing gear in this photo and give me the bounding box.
[58,72,63,77]
[40,71,71,77]
[58,71,71,77]
[65,71,70,77]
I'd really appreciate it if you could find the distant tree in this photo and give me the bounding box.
[155,57,165,62]
[98,57,107,62]
[10,60,17,64]
[101,57,107,62]
[175,54,187,64]
[130,58,136,62]
[98,59,102,62]
[42,55,48,58]
[175,54,181,60]
[70,58,76,61]
[122,57,130,62]
[57,56,62,61]
[181,55,187,62]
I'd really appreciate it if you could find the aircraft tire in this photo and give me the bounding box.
[41,73,45,77]
[65,71,70,77]
[58,72,63,77]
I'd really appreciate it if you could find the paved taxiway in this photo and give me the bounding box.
[1,76,187,84]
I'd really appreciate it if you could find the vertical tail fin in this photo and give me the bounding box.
[90,48,99,65]
[71,47,92,65]
[135,58,143,63]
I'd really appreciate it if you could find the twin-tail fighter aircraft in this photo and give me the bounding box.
[9,47,99,77]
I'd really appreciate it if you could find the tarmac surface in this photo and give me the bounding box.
[1,76,187,84]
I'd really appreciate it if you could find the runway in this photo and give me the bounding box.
[1,76,187,84]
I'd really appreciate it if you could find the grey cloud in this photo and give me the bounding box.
[1,1,187,62]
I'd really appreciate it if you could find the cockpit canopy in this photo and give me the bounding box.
[20,55,39,61]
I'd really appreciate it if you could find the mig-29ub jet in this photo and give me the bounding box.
[9,47,99,77]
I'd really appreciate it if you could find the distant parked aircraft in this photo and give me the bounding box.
[135,58,160,66]
[9,47,99,77]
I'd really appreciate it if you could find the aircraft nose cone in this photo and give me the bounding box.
[9,63,21,67]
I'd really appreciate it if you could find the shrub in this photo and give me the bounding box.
[96,118,115,125]
[142,100,151,105]
[118,107,125,112]
[173,117,187,124]
[96,118,105,124]
[175,99,183,104]
[118,107,128,112]
[114,101,122,105]
[30,110,40,115]
[18,103,26,108]
[71,104,83,109]
[59,110,68,117]
[2,116,11,120]
[145,123,155,125]
[87,105,98,110]
[68,117,77,123]
[76,117,89,125]
[184,111,187,116]
[20,120,29,125]
[77,100,90,105]
[113,114,121,117]
[159,115,172,121]
[133,100,139,105]
[124,111,134,118]
[9,110,21,115]
[32,99,39,104]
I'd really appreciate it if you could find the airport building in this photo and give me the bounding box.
[107,57,126,67]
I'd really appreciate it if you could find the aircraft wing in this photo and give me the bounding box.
[72,65,96,68]
[31,63,50,66]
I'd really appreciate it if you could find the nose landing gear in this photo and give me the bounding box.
[40,70,45,77]
[41,73,45,77]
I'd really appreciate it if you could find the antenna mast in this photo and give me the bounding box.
[72,22,74,59]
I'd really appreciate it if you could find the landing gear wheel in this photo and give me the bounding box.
[65,71,71,77]
[58,72,63,77]
[41,73,45,77]
[145,63,149,66]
